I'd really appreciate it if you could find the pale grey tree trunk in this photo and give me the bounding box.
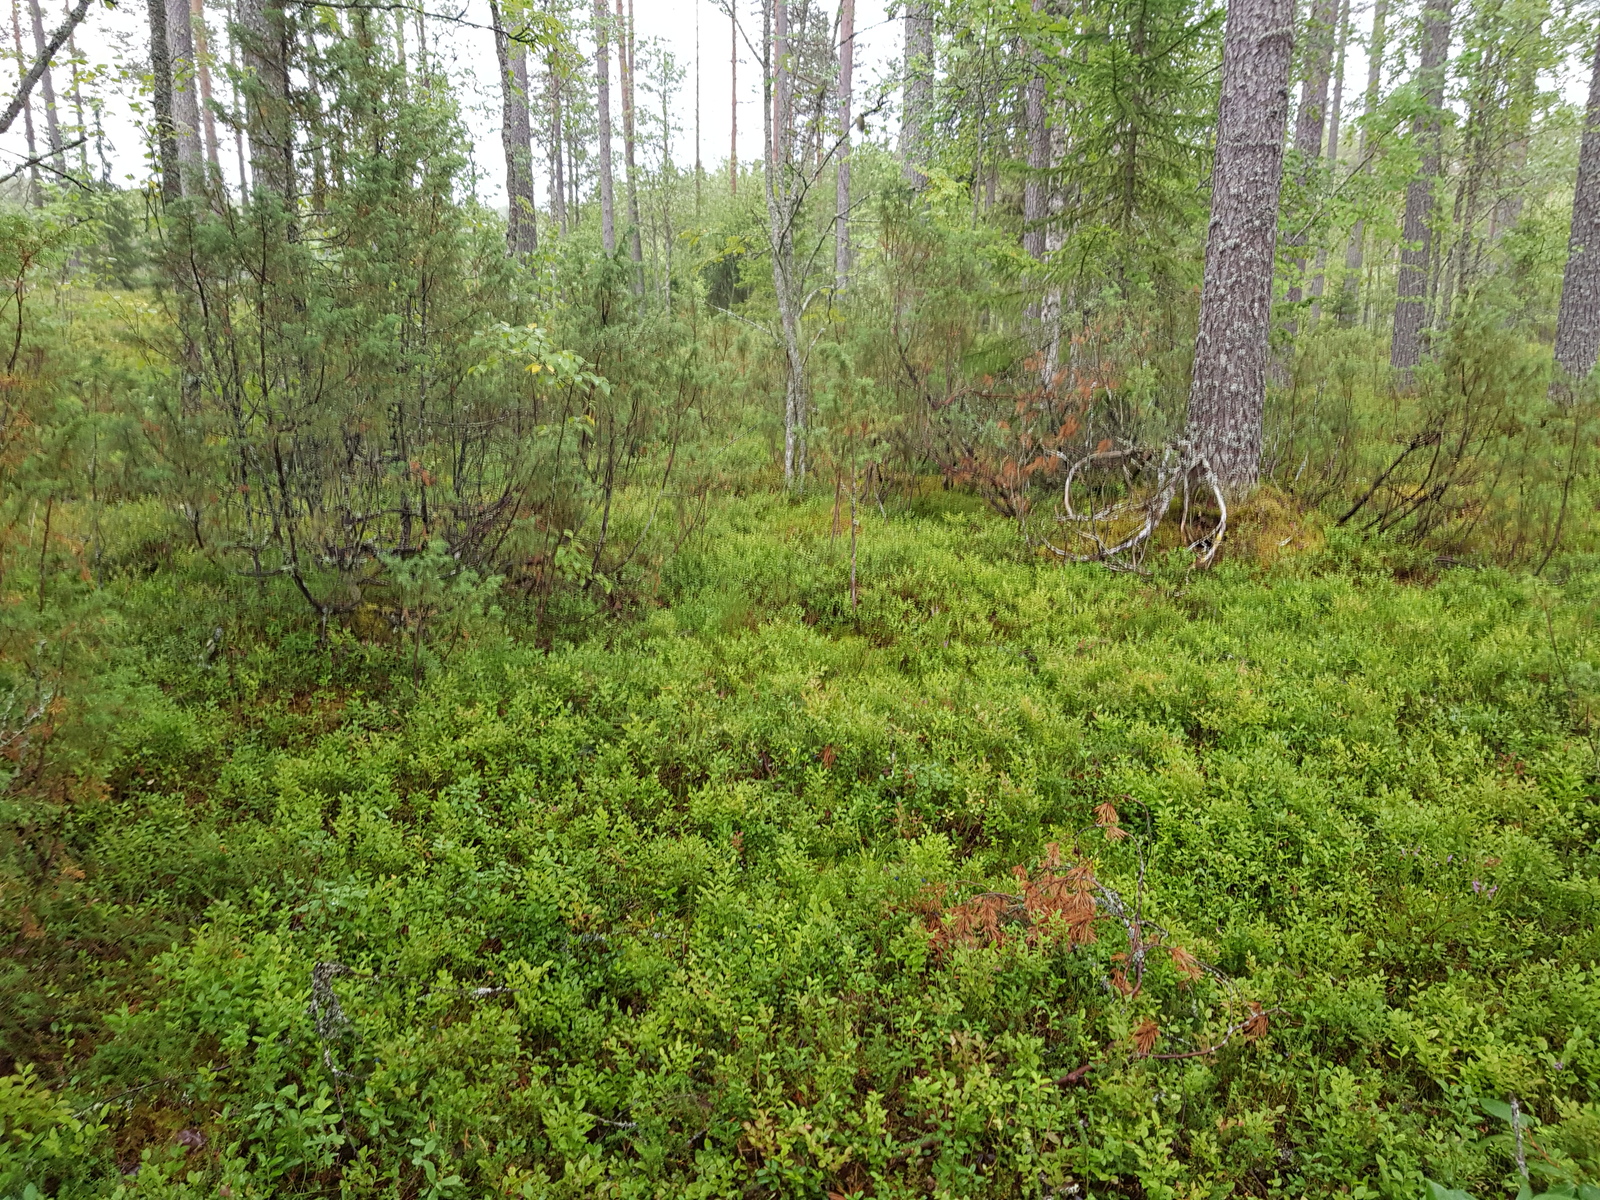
[1185,0,1295,493]
[548,58,567,235]
[1390,0,1452,377]
[491,0,538,257]
[763,0,805,486]
[1553,28,1600,390]
[1342,0,1386,323]
[1309,0,1348,319]
[25,0,61,173]
[619,0,642,292]
[167,0,204,187]
[901,1,932,187]
[10,0,40,205]
[835,0,853,290]
[1284,0,1337,307]
[594,0,616,255]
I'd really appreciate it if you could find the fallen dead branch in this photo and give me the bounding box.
[1040,441,1227,571]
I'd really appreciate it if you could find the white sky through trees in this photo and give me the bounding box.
[1,0,1591,207]
[7,0,903,205]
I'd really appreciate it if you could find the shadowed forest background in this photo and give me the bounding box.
[3,0,1600,1194]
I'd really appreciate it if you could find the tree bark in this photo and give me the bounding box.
[619,0,643,291]
[594,0,616,255]
[1309,0,1348,318]
[1342,0,1385,323]
[835,0,853,290]
[225,0,249,194]
[191,0,222,173]
[762,0,805,487]
[236,0,295,203]
[902,1,932,187]
[1184,0,1295,494]
[1284,0,1337,307]
[1553,27,1600,390]
[145,0,181,202]
[773,0,789,167]
[491,0,538,257]
[167,0,204,186]
[1390,0,1452,377]
[25,0,61,173]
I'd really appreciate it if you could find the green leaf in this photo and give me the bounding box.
[1425,1181,1475,1200]
[1481,1098,1516,1123]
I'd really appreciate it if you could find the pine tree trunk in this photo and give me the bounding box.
[167,0,204,186]
[594,0,616,255]
[1341,0,1385,323]
[619,0,643,292]
[1553,28,1600,391]
[902,1,932,187]
[1184,0,1295,494]
[192,0,222,174]
[146,0,181,202]
[1284,0,1337,307]
[25,0,61,173]
[491,0,537,257]
[773,0,789,167]
[1390,0,1451,377]
[236,0,294,203]
[835,0,853,290]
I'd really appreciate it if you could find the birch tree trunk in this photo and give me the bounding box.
[835,0,853,291]
[901,0,932,187]
[594,0,616,255]
[1184,0,1294,494]
[146,0,181,202]
[730,2,737,194]
[1552,28,1600,391]
[619,0,643,293]
[1284,0,1337,308]
[1342,0,1386,323]
[490,0,538,257]
[1390,0,1452,377]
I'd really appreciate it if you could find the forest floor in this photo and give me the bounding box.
[7,490,1600,1198]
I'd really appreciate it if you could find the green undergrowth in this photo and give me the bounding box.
[6,495,1600,1198]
